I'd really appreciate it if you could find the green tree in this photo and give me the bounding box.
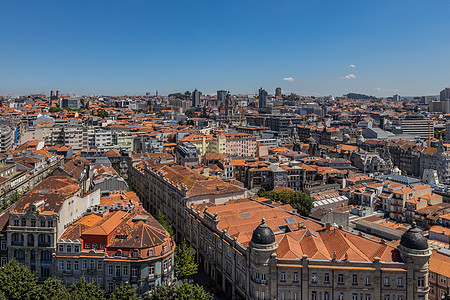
[155,210,174,237]
[149,284,177,300]
[49,107,62,113]
[185,109,195,118]
[176,281,213,300]
[68,277,105,300]
[0,260,39,300]
[257,189,313,216]
[36,277,69,300]
[109,284,139,300]
[149,281,212,300]
[97,110,109,118]
[175,240,198,280]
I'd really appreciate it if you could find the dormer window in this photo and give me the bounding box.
[133,250,139,258]
[40,219,45,227]
[58,244,64,252]
[148,250,153,257]
[85,243,90,249]
[13,218,19,226]
[21,218,26,227]
[48,219,53,227]
[31,218,36,227]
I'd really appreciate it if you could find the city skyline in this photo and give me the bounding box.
[1,0,450,96]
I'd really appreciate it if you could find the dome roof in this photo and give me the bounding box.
[400,223,428,250]
[343,133,351,140]
[306,136,316,144]
[251,218,275,245]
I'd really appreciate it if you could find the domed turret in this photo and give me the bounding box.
[251,218,275,246]
[343,133,351,143]
[400,222,428,251]
[306,136,316,145]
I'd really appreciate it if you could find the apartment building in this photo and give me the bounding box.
[55,192,175,296]
[429,249,450,300]
[224,133,256,157]
[185,198,431,300]
[5,176,100,280]
[128,161,247,241]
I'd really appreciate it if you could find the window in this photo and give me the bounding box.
[324,292,330,300]
[131,267,137,278]
[92,243,97,250]
[108,265,113,276]
[324,273,330,284]
[74,261,79,271]
[40,219,45,227]
[397,276,403,287]
[365,294,371,300]
[74,245,80,252]
[280,272,286,282]
[82,260,87,270]
[311,291,317,300]
[365,275,371,286]
[148,265,154,278]
[48,219,53,227]
[1,257,7,267]
[115,265,121,277]
[97,277,102,287]
[384,295,390,300]
[89,260,95,270]
[311,273,317,283]
[0,241,5,250]
[338,274,344,285]
[440,276,447,284]
[261,271,266,283]
[66,261,72,271]
[338,293,344,300]
[418,276,425,290]
[21,218,26,226]
[133,250,139,258]
[280,291,285,300]
[85,243,90,249]
[58,244,64,252]
[123,265,128,277]
[384,276,390,286]
[397,296,403,300]
[108,282,114,293]
[164,261,168,273]
[97,261,102,271]
[58,261,63,271]
[293,272,298,283]
[352,274,358,285]
[352,293,358,300]
[31,218,36,227]
[13,218,19,226]
[100,244,105,249]
[148,250,153,257]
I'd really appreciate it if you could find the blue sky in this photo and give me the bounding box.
[1,0,450,97]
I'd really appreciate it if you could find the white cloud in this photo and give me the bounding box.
[374,87,400,92]
[340,74,356,79]
[348,64,356,68]
[375,87,382,91]
[283,77,295,82]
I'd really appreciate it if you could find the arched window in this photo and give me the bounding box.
[133,250,139,258]
[27,234,34,246]
[14,249,25,263]
[13,217,19,226]
[115,250,122,257]
[21,218,26,226]
[40,250,51,262]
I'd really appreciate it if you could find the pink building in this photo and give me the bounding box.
[224,133,256,157]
